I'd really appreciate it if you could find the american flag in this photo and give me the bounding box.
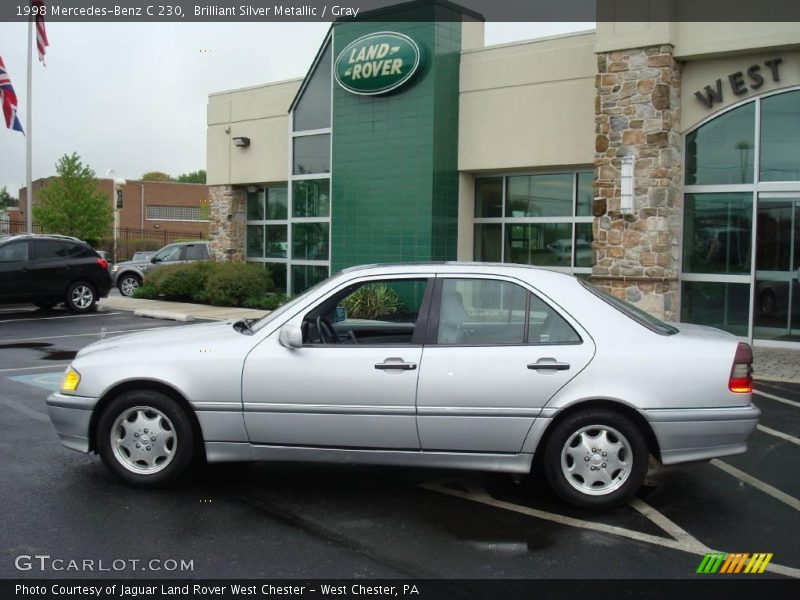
[0,56,24,133]
[32,0,49,64]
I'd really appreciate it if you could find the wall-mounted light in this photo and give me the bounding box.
[233,136,250,148]
[620,156,634,215]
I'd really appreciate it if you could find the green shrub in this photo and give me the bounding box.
[342,283,401,320]
[133,284,158,299]
[243,293,289,311]
[144,262,213,301]
[204,263,274,306]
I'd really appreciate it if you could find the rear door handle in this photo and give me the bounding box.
[528,360,570,371]
[375,359,417,371]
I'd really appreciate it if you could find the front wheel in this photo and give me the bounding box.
[542,408,648,509]
[96,390,195,487]
[118,273,142,297]
[64,281,97,313]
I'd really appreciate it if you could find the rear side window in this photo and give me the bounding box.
[185,244,208,260]
[435,278,580,345]
[579,279,678,336]
[0,241,29,262]
[34,240,91,260]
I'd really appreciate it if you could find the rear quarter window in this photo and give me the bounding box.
[579,279,678,336]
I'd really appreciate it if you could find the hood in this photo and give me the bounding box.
[76,320,239,359]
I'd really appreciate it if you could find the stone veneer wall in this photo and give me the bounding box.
[593,45,682,321]
[208,185,246,262]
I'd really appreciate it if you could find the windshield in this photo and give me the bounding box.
[579,279,678,336]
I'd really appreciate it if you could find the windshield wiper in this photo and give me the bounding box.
[233,319,255,335]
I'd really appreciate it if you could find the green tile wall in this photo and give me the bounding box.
[331,10,462,271]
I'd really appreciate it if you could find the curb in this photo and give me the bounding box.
[133,309,195,322]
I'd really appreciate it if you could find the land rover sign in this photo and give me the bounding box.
[335,32,422,96]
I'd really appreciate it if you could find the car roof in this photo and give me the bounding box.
[339,262,577,284]
[0,233,86,244]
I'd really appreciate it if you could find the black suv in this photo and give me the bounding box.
[0,234,112,313]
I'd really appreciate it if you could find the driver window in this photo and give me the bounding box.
[154,245,183,262]
[303,278,428,346]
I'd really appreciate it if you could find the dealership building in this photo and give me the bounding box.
[206,1,800,346]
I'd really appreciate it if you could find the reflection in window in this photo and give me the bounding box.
[574,223,594,268]
[507,174,573,217]
[246,190,264,221]
[293,43,332,132]
[292,264,329,294]
[438,278,526,344]
[505,223,573,267]
[681,281,750,336]
[474,223,501,262]
[682,193,752,275]
[760,90,800,182]
[292,222,329,260]
[246,225,264,258]
[265,225,288,258]
[266,263,287,294]
[265,187,288,220]
[475,177,503,218]
[293,134,331,175]
[685,102,755,185]
[293,179,330,218]
[576,171,594,217]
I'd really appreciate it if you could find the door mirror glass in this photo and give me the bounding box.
[279,324,303,349]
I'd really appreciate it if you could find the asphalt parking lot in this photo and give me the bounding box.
[0,305,799,581]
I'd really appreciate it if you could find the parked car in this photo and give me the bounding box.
[111,241,210,296]
[0,233,112,312]
[546,238,593,264]
[95,250,112,272]
[46,263,758,508]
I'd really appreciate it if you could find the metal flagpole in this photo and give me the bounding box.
[25,16,33,233]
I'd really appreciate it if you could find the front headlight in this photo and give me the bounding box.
[112,264,119,272]
[60,367,81,393]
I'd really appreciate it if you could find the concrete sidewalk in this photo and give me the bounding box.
[98,295,799,383]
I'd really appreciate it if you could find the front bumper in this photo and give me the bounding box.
[643,404,761,465]
[46,392,99,453]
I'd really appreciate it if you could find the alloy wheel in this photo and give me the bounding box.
[560,424,632,496]
[110,406,177,475]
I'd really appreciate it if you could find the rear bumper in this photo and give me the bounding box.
[642,404,761,465]
[95,274,112,298]
[46,392,98,453]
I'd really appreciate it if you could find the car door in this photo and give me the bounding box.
[0,240,32,301]
[28,239,78,298]
[149,244,185,272]
[416,275,595,453]
[241,275,433,449]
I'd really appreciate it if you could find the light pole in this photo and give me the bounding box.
[106,169,126,265]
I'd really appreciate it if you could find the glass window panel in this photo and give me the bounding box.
[683,193,752,274]
[685,102,755,185]
[293,134,330,175]
[293,43,332,132]
[474,224,502,262]
[246,190,264,221]
[292,179,330,218]
[760,90,800,182]
[0,241,28,262]
[246,225,264,258]
[265,187,288,220]
[265,225,288,258]
[266,262,287,294]
[576,172,594,216]
[475,177,503,218]
[437,278,526,345]
[505,223,573,267]
[507,174,573,218]
[528,294,581,344]
[574,223,594,268]
[292,222,329,260]
[292,264,329,295]
[681,281,750,336]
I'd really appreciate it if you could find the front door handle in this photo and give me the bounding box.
[375,358,417,371]
[528,359,570,371]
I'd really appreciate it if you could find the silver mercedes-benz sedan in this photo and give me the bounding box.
[46,263,759,508]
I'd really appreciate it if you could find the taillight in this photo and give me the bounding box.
[97,257,108,269]
[729,342,753,393]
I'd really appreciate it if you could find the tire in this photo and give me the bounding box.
[118,273,142,297]
[542,408,648,509]
[64,281,97,313]
[96,390,195,487]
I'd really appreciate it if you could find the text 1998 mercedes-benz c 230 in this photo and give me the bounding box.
[46,263,759,508]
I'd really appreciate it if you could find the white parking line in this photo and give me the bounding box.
[0,312,120,324]
[422,478,800,578]
[754,389,800,409]
[757,424,800,447]
[0,364,70,373]
[0,326,172,344]
[711,459,800,512]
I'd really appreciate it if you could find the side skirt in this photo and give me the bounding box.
[204,442,533,474]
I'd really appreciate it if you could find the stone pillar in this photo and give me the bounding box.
[593,45,682,321]
[208,185,246,262]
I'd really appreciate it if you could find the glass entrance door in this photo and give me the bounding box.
[753,197,800,342]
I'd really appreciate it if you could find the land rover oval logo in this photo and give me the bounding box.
[335,32,422,96]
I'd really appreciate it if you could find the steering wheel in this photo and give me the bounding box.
[315,316,339,345]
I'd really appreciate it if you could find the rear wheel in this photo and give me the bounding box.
[64,281,97,313]
[118,273,142,297]
[542,408,648,509]
[96,390,195,487]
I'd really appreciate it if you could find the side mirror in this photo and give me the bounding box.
[279,324,303,349]
[151,256,160,263]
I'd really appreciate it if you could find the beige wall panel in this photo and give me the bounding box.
[207,125,231,186]
[228,118,291,185]
[457,173,475,260]
[682,49,800,131]
[458,79,595,172]
[207,100,231,126]
[595,20,672,53]
[673,23,800,60]
[229,82,301,122]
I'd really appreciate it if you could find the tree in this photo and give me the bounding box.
[141,171,173,182]
[32,153,112,245]
[175,169,206,184]
[0,186,17,210]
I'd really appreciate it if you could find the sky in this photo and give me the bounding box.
[0,21,593,197]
